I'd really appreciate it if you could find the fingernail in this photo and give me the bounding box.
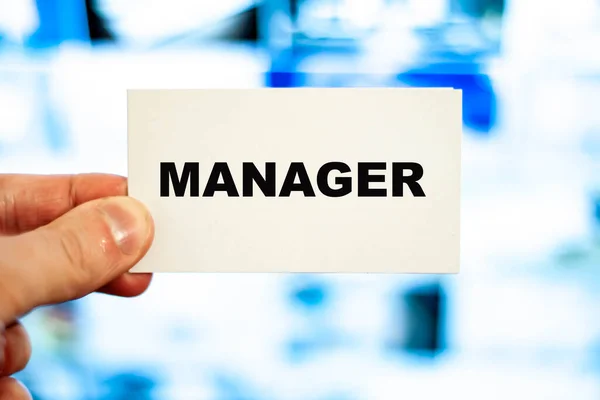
[99,197,152,255]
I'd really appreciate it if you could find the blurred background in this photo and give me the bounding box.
[1,0,600,399]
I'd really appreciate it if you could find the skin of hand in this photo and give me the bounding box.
[0,173,155,400]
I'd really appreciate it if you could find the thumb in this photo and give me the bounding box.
[0,197,154,324]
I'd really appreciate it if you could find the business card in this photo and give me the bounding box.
[128,88,461,273]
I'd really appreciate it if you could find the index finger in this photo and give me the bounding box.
[0,174,126,235]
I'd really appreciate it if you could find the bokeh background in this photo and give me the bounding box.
[1,0,600,399]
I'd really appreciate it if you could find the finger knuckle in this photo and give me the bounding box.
[57,228,92,293]
[0,191,17,233]
[58,228,84,269]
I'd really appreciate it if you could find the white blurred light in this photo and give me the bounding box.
[0,0,39,43]
[0,87,31,142]
[343,0,384,30]
[96,0,254,45]
[406,0,448,26]
[503,0,600,63]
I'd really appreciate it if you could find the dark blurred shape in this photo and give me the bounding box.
[289,0,299,19]
[100,372,158,400]
[390,282,445,356]
[225,6,259,41]
[145,4,259,48]
[397,62,496,134]
[148,5,259,48]
[85,0,115,42]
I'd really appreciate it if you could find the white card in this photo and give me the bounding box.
[128,88,461,273]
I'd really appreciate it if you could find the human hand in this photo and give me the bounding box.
[0,174,154,399]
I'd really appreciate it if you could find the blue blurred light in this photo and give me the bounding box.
[292,282,328,308]
[2,0,600,398]
[27,0,89,48]
[397,63,496,134]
